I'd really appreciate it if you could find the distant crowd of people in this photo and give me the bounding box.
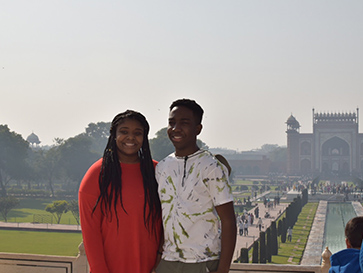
[235,205,268,236]
[263,196,280,208]
[237,211,254,236]
[310,182,356,195]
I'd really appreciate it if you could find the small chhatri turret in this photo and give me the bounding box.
[286,114,300,133]
[26,132,41,146]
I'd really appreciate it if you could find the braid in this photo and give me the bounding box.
[93,110,161,233]
[140,132,162,234]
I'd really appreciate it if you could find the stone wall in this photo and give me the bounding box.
[0,242,89,273]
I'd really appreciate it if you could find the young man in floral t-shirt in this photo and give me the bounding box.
[155,98,236,273]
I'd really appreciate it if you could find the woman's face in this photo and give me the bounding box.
[115,118,144,163]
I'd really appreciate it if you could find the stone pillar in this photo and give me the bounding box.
[73,241,89,273]
[321,246,332,273]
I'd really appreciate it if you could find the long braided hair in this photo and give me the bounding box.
[93,110,161,234]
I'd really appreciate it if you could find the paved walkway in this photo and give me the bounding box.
[300,201,327,265]
[0,221,81,232]
[233,201,288,261]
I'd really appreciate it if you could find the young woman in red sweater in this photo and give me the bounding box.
[79,110,162,273]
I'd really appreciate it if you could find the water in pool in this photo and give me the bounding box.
[323,202,357,254]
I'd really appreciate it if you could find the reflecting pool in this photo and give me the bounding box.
[323,202,357,254]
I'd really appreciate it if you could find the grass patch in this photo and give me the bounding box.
[245,202,318,264]
[0,197,82,256]
[2,198,79,225]
[233,180,256,185]
[0,230,82,256]
[270,202,318,264]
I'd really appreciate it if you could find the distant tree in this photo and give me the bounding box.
[31,146,62,196]
[209,147,238,155]
[271,221,278,255]
[22,149,39,189]
[229,170,235,184]
[67,199,80,225]
[252,240,259,263]
[296,195,302,216]
[266,227,272,262]
[240,248,249,263]
[45,200,68,224]
[268,146,287,163]
[0,125,30,197]
[85,122,111,156]
[0,196,19,222]
[285,205,292,228]
[312,176,320,188]
[58,135,99,186]
[254,144,287,173]
[259,231,266,263]
[149,128,175,161]
[281,217,287,243]
[240,185,248,191]
[353,177,363,191]
[277,219,283,236]
[302,188,308,205]
[260,144,279,153]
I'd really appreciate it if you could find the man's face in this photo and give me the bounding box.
[167,106,202,157]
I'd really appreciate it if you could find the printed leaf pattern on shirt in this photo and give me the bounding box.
[156,150,234,262]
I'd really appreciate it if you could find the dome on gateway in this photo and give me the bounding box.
[26,132,41,145]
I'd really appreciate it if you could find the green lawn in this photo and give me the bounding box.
[244,202,318,264]
[0,230,83,256]
[234,179,257,184]
[232,179,280,193]
[270,202,318,264]
[0,197,81,256]
[3,197,318,261]
[2,198,79,225]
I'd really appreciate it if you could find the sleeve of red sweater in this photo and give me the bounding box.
[79,159,110,273]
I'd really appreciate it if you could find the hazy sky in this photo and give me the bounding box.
[1,1,362,151]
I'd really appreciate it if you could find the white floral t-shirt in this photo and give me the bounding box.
[155,150,233,262]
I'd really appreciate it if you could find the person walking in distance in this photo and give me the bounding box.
[287,227,292,242]
[244,219,248,236]
[239,219,244,236]
[257,217,263,231]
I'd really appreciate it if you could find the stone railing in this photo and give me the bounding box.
[0,242,89,273]
[230,246,332,273]
[0,242,330,273]
[230,263,321,273]
[0,243,333,273]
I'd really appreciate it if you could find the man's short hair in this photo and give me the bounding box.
[169,98,204,124]
[345,216,363,248]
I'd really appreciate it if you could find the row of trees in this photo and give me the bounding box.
[1,123,204,198]
[0,124,102,198]
[237,189,308,263]
[1,121,285,199]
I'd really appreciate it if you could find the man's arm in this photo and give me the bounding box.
[213,201,237,273]
[151,227,164,273]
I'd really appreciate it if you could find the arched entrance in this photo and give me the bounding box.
[321,137,350,177]
[300,159,311,173]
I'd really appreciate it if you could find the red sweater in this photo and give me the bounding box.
[79,159,161,273]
